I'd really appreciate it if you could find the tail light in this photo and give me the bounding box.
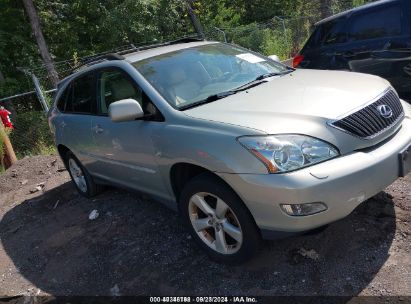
[293,54,304,68]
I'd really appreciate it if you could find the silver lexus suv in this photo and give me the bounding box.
[49,40,411,263]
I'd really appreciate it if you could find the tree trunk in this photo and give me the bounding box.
[22,0,59,88]
[186,0,204,38]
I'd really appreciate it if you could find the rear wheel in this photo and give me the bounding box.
[179,174,260,263]
[65,151,102,198]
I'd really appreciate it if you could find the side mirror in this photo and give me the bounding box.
[268,55,280,62]
[108,99,144,122]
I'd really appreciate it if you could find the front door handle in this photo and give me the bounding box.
[93,125,104,134]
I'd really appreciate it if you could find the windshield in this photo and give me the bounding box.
[133,43,290,110]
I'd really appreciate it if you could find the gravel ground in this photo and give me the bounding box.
[0,155,410,297]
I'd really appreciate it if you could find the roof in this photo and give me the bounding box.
[124,41,217,63]
[316,0,399,25]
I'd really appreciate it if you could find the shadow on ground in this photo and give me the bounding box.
[0,182,396,296]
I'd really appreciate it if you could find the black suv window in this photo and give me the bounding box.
[322,18,347,45]
[304,17,347,49]
[65,73,96,114]
[97,69,142,115]
[349,5,402,41]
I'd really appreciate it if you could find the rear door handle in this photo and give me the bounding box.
[93,125,104,134]
[59,121,66,128]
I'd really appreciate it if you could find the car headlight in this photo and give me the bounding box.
[238,135,339,173]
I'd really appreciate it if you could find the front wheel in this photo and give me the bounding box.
[179,174,261,264]
[65,151,103,198]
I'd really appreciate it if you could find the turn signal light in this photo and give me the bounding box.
[293,54,305,68]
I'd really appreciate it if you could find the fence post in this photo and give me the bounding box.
[0,123,17,169]
[31,73,49,114]
[214,27,227,43]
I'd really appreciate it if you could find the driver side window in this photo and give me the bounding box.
[98,69,142,115]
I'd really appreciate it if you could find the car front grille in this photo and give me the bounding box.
[330,89,404,139]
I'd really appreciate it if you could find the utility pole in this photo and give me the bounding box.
[186,0,205,38]
[22,0,59,88]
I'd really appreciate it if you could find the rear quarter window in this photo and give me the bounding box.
[56,86,70,112]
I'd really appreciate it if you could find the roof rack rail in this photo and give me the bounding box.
[116,35,204,55]
[73,34,204,72]
[73,53,125,71]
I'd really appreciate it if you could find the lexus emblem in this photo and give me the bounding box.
[377,105,393,119]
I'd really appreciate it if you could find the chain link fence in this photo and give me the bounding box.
[205,16,311,61]
[0,90,55,163]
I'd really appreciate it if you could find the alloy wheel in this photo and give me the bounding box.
[188,192,243,254]
[68,158,87,193]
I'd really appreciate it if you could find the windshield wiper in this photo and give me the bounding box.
[179,91,236,111]
[255,72,282,80]
[180,71,293,111]
[255,69,293,80]
[232,71,291,92]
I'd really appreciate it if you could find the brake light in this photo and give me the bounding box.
[293,54,304,68]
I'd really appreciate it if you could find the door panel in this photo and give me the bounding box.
[89,117,166,195]
[58,72,97,166]
[88,68,167,196]
[62,114,94,165]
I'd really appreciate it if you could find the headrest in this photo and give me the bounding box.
[111,77,137,101]
[168,67,187,85]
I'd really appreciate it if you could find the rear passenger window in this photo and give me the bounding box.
[349,5,402,41]
[65,73,95,114]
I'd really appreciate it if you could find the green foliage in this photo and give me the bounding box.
[261,29,294,60]
[0,0,38,96]
[0,78,23,97]
[9,111,55,158]
[0,0,375,95]
[0,0,192,94]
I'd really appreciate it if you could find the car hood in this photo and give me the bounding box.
[184,69,391,135]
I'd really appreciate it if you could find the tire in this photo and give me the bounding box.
[65,151,103,198]
[179,174,261,264]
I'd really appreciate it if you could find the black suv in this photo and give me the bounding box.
[294,0,411,101]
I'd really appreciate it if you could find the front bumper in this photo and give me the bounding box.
[218,117,411,238]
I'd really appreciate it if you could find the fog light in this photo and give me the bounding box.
[280,202,327,216]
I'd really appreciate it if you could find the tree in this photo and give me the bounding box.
[22,0,59,87]
[320,0,333,19]
[186,0,204,38]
